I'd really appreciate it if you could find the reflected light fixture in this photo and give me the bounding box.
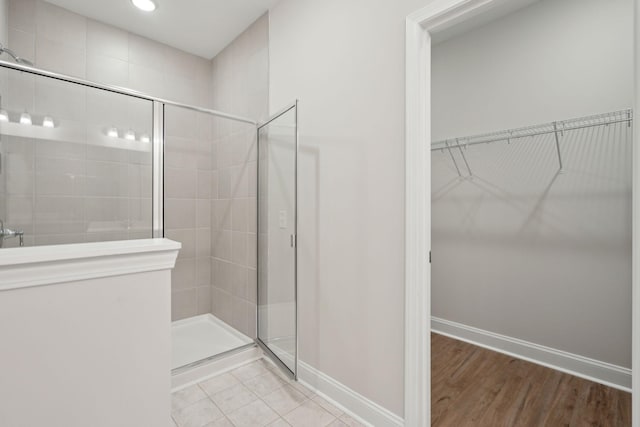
[42,116,55,128]
[20,112,32,125]
[125,130,136,141]
[107,127,119,138]
[131,0,156,12]
[0,109,8,122]
[140,133,150,143]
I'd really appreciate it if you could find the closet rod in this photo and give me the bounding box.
[431,109,633,152]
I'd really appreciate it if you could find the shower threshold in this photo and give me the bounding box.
[171,314,253,371]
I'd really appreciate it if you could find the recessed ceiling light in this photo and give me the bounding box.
[131,0,157,12]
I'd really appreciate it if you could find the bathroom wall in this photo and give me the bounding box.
[4,0,213,320]
[209,14,268,337]
[0,0,6,237]
[268,0,428,417]
[431,0,633,368]
[0,0,7,46]
[7,0,211,105]
[0,0,8,237]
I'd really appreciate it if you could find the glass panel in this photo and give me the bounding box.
[164,105,255,371]
[0,67,153,248]
[257,105,297,376]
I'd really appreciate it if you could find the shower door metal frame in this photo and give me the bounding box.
[152,101,165,238]
[0,59,257,244]
[0,58,302,380]
[255,100,299,380]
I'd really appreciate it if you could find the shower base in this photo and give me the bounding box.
[172,314,253,371]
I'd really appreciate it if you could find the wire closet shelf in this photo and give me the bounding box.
[431,109,633,177]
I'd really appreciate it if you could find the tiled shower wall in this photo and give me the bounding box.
[7,0,212,105]
[4,1,268,332]
[4,0,212,317]
[164,107,216,320]
[210,14,269,337]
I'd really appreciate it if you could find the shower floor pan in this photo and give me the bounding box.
[172,314,253,370]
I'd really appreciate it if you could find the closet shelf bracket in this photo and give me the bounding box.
[553,121,564,173]
[444,140,462,177]
[456,138,473,177]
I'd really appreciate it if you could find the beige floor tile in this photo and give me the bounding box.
[231,360,270,382]
[283,399,336,427]
[173,399,224,427]
[289,381,316,399]
[261,384,308,416]
[199,373,240,397]
[243,371,288,397]
[311,395,344,418]
[326,420,348,427]
[172,384,208,412]
[227,399,280,427]
[203,417,235,427]
[338,414,367,427]
[267,418,292,426]
[210,383,258,414]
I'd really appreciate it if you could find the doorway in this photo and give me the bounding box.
[404,0,639,425]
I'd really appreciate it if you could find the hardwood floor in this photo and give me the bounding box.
[431,333,631,427]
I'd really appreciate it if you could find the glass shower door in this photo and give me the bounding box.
[0,65,154,248]
[257,102,298,378]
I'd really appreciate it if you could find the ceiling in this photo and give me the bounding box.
[44,0,279,59]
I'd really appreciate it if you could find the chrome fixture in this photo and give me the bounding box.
[0,43,33,66]
[0,220,24,248]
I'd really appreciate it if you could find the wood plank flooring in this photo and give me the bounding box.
[431,333,631,427]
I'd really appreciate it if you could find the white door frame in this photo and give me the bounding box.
[404,0,640,425]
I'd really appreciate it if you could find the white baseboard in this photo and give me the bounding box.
[262,342,403,427]
[431,317,632,392]
[296,360,404,427]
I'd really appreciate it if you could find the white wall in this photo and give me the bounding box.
[0,273,171,427]
[0,240,178,427]
[0,0,7,228]
[431,0,633,368]
[432,0,633,141]
[268,0,427,417]
[0,0,8,46]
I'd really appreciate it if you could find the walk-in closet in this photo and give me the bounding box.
[430,0,633,424]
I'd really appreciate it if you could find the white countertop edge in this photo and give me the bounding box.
[0,239,182,291]
[0,238,182,267]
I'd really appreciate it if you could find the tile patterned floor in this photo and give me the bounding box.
[171,359,367,427]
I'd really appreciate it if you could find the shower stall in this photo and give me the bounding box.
[0,59,299,379]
